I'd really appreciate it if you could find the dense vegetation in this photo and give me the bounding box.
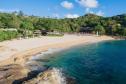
[0,30,18,41]
[0,11,126,41]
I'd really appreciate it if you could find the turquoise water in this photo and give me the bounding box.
[38,40,126,84]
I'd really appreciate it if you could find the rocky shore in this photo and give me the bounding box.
[0,64,76,84]
[0,64,28,84]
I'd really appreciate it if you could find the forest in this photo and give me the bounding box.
[0,11,126,41]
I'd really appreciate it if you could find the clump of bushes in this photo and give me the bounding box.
[0,30,18,41]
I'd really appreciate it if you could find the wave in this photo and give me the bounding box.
[50,68,66,84]
[23,68,66,84]
[30,48,63,60]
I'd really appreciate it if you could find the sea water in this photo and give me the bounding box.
[34,40,126,84]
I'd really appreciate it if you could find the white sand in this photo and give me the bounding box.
[0,35,114,66]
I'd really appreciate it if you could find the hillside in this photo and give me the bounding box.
[0,12,126,38]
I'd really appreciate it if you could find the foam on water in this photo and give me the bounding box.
[50,68,66,84]
[25,48,64,71]
[30,48,63,60]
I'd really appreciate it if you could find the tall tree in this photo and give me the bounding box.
[94,25,105,36]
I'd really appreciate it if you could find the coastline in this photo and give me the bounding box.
[0,35,114,66]
[0,35,115,84]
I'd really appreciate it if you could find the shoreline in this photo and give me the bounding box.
[28,39,111,63]
[0,35,115,66]
[0,35,115,84]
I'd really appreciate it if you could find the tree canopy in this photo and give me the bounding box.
[0,12,126,36]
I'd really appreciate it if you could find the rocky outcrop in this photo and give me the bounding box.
[0,64,76,84]
[0,64,28,84]
[23,68,66,84]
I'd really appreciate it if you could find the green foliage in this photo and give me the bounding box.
[0,21,4,28]
[123,28,126,36]
[0,30,18,41]
[94,25,105,35]
[0,12,126,41]
[20,21,34,30]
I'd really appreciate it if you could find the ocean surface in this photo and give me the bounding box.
[34,40,126,84]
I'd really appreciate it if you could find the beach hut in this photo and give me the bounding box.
[79,26,93,34]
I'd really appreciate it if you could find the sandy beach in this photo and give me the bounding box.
[0,35,114,66]
[0,35,115,84]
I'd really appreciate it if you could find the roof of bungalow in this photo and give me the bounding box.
[80,26,93,32]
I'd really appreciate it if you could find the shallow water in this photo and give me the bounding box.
[35,40,126,84]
